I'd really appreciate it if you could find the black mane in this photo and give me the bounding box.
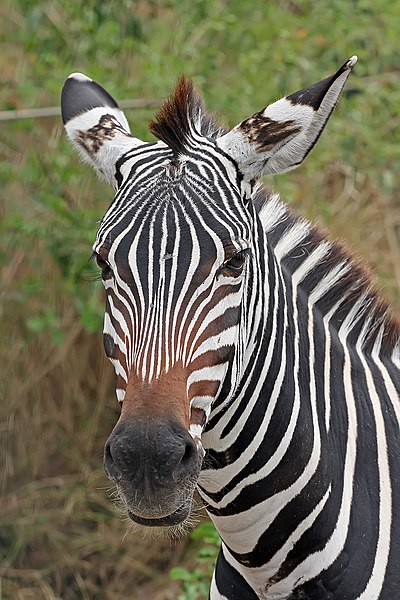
[254,188,400,358]
[149,76,226,155]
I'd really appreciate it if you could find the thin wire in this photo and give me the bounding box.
[0,98,161,121]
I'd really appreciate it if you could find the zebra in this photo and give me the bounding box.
[61,56,400,599]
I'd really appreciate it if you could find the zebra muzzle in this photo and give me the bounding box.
[103,416,203,524]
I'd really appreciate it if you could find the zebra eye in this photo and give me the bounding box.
[224,250,248,273]
[95,253,112,276]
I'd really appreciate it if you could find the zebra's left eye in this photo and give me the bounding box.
[95,254,109,270]
[224,250,248,273]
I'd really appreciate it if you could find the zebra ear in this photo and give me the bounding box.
[61,73,144,186]
[217,56,357,182]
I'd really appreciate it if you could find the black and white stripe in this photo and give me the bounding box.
[200,194,400,598]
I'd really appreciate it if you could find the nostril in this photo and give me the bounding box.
[104,441,122,482]
[181,440,197,466]
[173,437,198,480]
[104,442,113,466]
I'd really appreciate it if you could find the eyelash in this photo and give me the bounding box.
[89,251,112,278]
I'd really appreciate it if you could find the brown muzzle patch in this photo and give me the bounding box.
[120,362,189,427]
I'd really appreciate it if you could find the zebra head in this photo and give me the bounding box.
[61,57,357,529]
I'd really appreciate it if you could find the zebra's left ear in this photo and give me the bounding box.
[217,56,357,181]
[61,73,144,186]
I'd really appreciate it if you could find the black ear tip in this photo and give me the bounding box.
[286,55,358,111]
[61,73,119,125]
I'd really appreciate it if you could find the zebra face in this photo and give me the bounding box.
[93,146,253,526]
[61,57,357,527]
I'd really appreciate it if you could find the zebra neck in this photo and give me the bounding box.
[198,222,335,589]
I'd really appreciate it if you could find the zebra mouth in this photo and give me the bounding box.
[127,503,190,527]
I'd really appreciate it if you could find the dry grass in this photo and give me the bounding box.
[0,473,188,599]
[0,324,192,599]
[289,163,400,314]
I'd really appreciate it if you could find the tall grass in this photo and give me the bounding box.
[1,1,399,598]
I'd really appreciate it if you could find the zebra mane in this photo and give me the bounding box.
[254,189,400,358]
[149,76,226,155]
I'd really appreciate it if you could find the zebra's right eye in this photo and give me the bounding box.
[94,253,112,277]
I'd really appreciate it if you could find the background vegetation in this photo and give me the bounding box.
[1,0,399,598]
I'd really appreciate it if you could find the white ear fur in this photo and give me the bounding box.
[61,73,144,186]
[217,56,357,181]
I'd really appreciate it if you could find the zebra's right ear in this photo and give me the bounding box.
[61,73,144,186]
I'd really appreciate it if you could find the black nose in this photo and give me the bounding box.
[104,418,199,489]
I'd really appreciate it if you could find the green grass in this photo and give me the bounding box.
[170,522,221,600]
[1,0,399,598]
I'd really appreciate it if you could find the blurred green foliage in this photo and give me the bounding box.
[170,522,221,600]
[1,0,399,598]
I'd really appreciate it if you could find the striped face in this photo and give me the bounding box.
[93,141,252,436]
